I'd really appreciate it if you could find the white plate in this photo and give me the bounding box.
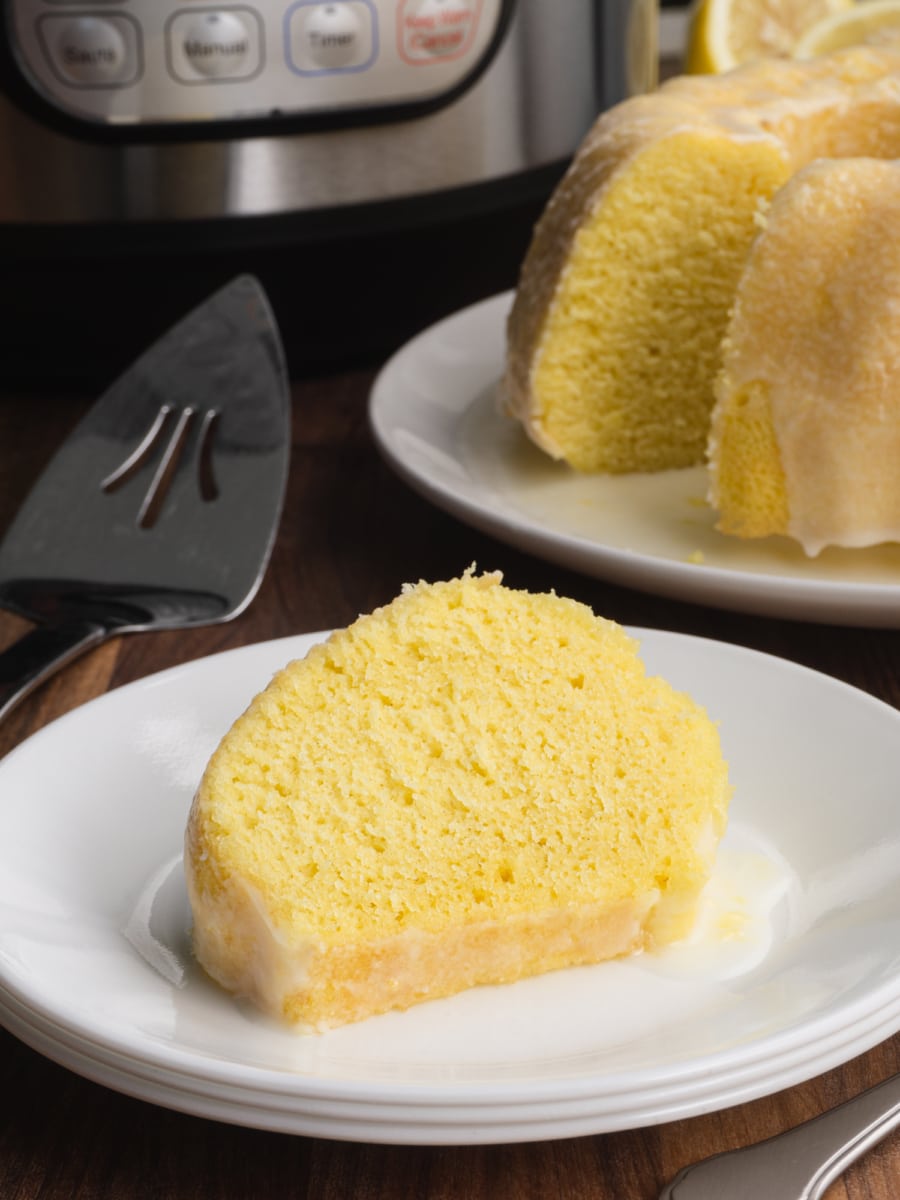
[369,292,900,626]
[3,631,900,1144]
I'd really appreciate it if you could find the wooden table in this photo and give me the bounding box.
[2,372,900,1200]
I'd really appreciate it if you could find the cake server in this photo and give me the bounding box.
[660,1069,900,1199]
[0,274,290,723]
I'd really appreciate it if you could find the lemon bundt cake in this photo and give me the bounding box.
[503,47,900,474]
[709,157,900,555]
[185,571,731,1030]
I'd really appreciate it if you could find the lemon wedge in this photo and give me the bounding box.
[794,0,900,54]
[685,0,855,72]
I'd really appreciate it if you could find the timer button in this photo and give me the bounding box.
[303,4,362,67]
[286,1,377,74]
[166,8,263,83]
[37,14,140,86]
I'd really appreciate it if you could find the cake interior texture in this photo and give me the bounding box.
[503,47,900,483]
[185,572,731,1030]
[527,131,788,473]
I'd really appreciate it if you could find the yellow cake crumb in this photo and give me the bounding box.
[503,47,900,477]
[185,571,731,1030]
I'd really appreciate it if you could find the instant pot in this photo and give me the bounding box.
[0,0,659,386]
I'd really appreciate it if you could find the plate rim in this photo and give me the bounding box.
[3,629,900,1139]
[369,291,900,625]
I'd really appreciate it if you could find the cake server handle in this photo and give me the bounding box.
[0,618,111,723]
[659,1070,900,1200]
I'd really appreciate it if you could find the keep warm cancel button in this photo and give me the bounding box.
[398,0,482,63]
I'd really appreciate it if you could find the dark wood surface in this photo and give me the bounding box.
[2,373,900,1200]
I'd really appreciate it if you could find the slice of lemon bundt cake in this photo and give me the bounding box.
[503,47,900,474]
[709,157,900,555]
[185,570,731,1030]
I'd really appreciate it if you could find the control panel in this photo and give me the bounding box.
[6,0,506,127]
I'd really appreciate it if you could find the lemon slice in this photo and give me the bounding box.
[685,0,855,72]
[794,0,900,54]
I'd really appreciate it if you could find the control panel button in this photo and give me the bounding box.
[16,0,505,123]
[398,0,480,63]
[37,14,140,86]
[167,9,262,82]
[303,4,362,68]
[286,1,377,75]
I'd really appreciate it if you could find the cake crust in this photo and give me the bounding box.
[709,157,900,554]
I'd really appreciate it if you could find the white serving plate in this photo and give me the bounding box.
[2,631,900,1143]
[369,292,900,626]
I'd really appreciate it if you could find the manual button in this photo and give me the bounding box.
[167,8,263,83]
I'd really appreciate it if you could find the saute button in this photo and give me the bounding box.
[41,15,138,85]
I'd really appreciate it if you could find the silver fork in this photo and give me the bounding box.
[661,1071,900,1199]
